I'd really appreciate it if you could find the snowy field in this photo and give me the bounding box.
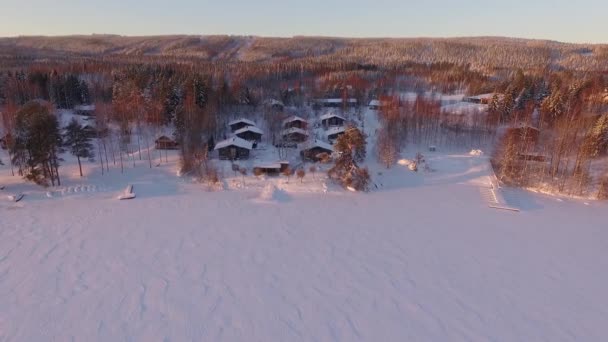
[2,144,608,341]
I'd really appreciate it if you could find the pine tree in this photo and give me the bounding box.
[64,118,94,177]
[11,101,63,186]
[329,127,370,191]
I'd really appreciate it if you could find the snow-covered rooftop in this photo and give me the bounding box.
[228,118,256,127]
[320,113,346,121]
[214,137,253,150]
[74,104,96,111]
[315,98,358,103]
[299,139,334,152]
[326,126,346,136]
[283,116,308,125]
[234,126,264,135]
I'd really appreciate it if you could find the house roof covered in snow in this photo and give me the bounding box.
[234,126,264,135]
[281,127,309,136]
[315,98,358,103]
[464,93,496,101]
[299,139,334,152]
[320,113,346,121]
[155,135,175,142]
[228,118,256,127]
[214,137,253,150]
[282,116,308,125]
[74,104,96,111]
[326,126,346,136]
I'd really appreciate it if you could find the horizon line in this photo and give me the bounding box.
[0,33,605,46]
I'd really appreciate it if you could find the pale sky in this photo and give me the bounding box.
[1,0,606,43]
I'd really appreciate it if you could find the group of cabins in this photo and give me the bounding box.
[214,118,266,160]
[152,109,348,165]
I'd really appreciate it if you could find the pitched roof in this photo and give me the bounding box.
[155,135,174,142]
[281,127,309,136]
[234,126,264,135]
[320,112,346,121]
[214,137,253,150]
[299,139,334,152]
[282,116,308,125]
[228,118,256,127]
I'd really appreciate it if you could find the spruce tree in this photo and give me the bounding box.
[64,119,94,177]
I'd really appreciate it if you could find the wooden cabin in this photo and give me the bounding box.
[228,118,256,133]
[300,140,334,162]
[283,116,308,130]
[234,126,263,143]
[326,127,346,141]
[282,127,309,143]
[214,137,253,160]
[253,161,290,176]
[155,136,179,150]
[320,113,346,128]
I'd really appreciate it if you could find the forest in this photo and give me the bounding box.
[0,35,607,197]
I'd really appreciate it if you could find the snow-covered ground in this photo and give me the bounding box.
[1,110,608,341]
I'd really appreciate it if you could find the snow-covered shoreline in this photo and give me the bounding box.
[2,147,608,341]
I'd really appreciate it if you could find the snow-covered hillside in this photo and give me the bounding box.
[2,140,608,341]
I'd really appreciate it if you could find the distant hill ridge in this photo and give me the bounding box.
[0,35,606,71]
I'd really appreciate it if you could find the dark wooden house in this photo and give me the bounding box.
[214,137,253,160]
[234,126,264,143]
[155,136,179,150]
[320,113,346,128]
[300,140,334,162]
[326,127,346,141]
[283,116,308,130]
[282,128,309,143]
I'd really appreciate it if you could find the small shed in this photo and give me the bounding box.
[253,161,290,175]
[282,127,309,143]
[300,140,334,162]
[283,116,308,130]
[326,126,346,141]
[155,136,179,150]
[320,113,346,128]
[234,126,264,143]
[228,118,256,133]
[214,137,253,160]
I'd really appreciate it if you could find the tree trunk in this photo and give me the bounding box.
[77,156,83,177]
